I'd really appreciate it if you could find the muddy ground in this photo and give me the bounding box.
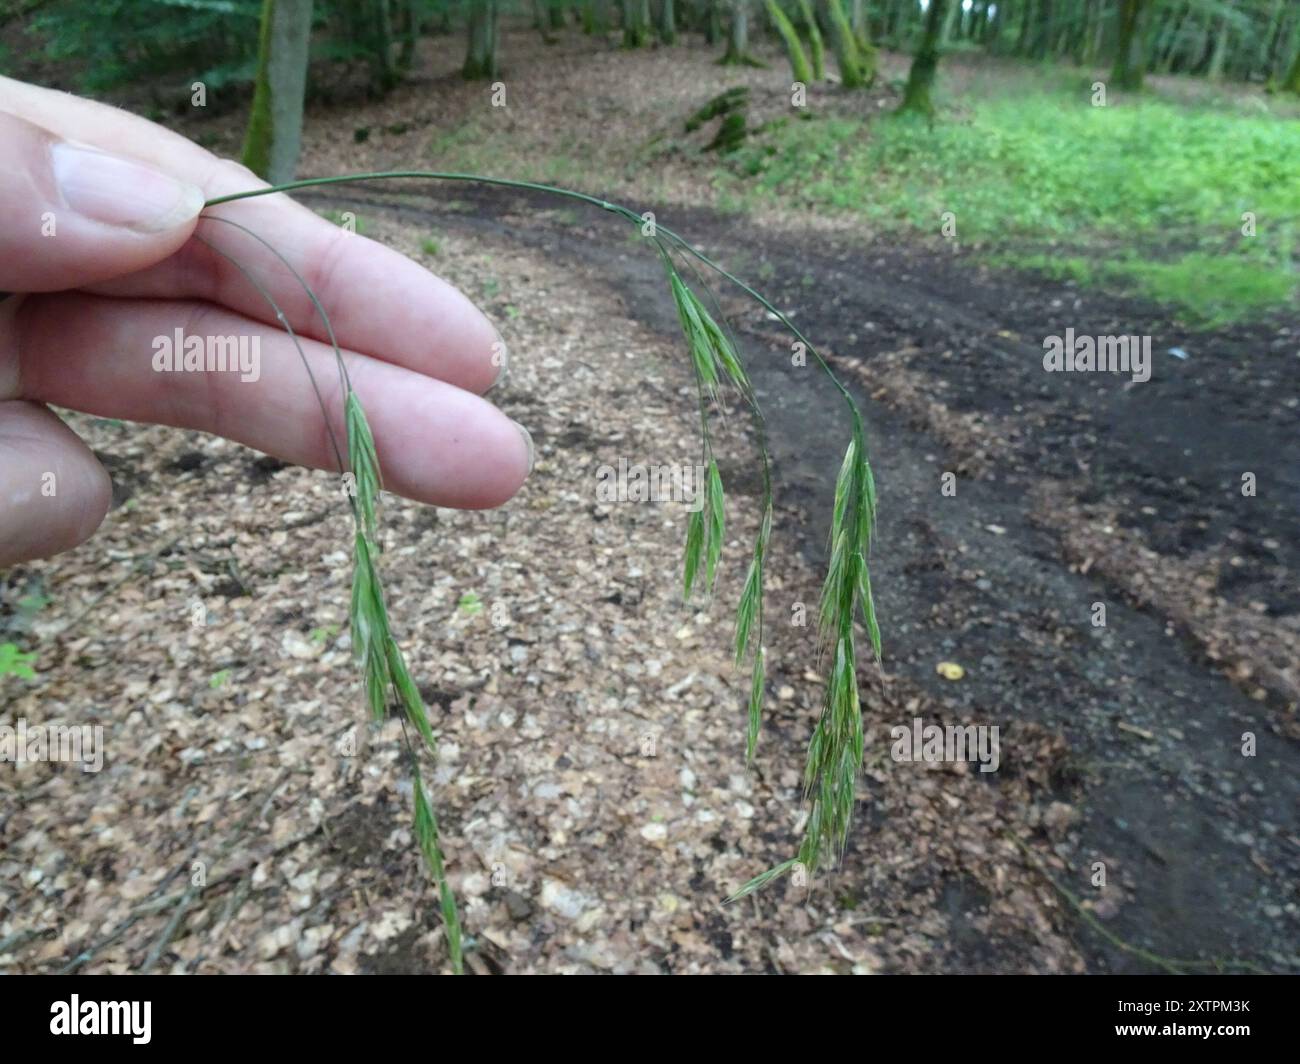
[1,32,1297,974]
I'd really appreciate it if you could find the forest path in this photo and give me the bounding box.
[308,182,1300,973]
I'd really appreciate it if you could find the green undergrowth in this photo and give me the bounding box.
[721,80,1300,323]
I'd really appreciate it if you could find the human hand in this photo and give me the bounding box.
[0,75,531,567]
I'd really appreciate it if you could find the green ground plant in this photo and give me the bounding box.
[201,170,884,974]
[724,85,1300,322]
[0,643,38,680]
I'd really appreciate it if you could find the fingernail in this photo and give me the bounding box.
[487,334,509,393]
[51,142,205,233]
[510,419,534,476]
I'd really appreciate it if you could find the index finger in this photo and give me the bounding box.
[0,76,505,395]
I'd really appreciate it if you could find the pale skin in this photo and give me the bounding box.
[0,75,533,568]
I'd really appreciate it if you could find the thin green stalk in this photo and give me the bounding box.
[201,168,883,950]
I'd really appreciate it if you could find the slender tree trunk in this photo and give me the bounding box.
[242,0,314,184]
[940,0,960,45]
[659,0,677,42]
[1285,44,1300,94]
[1207,14,1229,81]
[1110,0,1151,90]
[1154,6,1187,74]
[533,0,559,41]
[881,0,899,44]
[463,0,499,78]
[368,0,397,92]
[827,0,871,87]
[983,0,1001,45]
[850,0,868,52]
[766,0,813,82]
[898,0,947,115]
[397,0,420,72]
[581,0,605,33]
[623,0,651,45]
[705,0,722,43]
[1031,0,1052,59]
[1075,0,1096,65]
[1016,0,1033,56]
[798,0,826,80]
[722,0,753,62]
[1258,0,1284,83]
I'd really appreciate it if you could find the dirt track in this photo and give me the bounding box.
[304,177,1300,972]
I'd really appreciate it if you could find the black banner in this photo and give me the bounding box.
[0,974,1288,1051]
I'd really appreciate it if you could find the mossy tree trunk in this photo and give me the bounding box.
[1110,0,1151,90]
[242,0,314,185]
[897,0,947,116]
[826,0,871,88]
[850,0,868,52]
[463,0,500,78]
[796,0,825,81]
[766,0,813,83]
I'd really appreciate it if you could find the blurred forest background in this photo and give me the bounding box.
[3,0,1298,321]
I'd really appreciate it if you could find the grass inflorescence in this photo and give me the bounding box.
[201,170,884,969]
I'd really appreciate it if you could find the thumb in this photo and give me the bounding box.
[0,109,205,292]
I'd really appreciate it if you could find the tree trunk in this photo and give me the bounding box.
[851,0,868,52]
[1016,0,1033,56]
[705,0,722,43]
[659,0,677,43]
[1258,0,1284,83]
[242,0,314,185]
[940,0,960,45]
[623,0,651,46]
[766,0,813,82]
[1206,15,1229,81]
[1154,6,1187,74]
[397,0,420,73]
[898,0,947,116]
[1110,0,1150,90]
[722,0,752,63]
[368,0,397,93]
[827,0,870,87]
[1285,44,1300,94]
[1074,0,1096,65]
[1031,0,1052,60]
[581,0,605,33]
[798,0,826,81]
[885,0,907,45]
[463,0,499,79]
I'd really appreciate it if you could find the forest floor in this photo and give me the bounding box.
[1,30,1297,974]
